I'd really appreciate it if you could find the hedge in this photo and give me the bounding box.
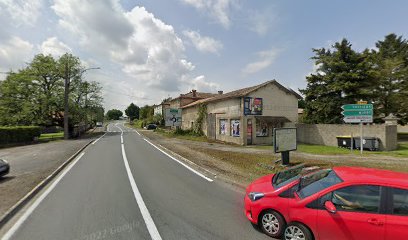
[0,126,42,145]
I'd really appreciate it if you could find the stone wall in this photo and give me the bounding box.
[296,124,398,151]
[398,125,408,133]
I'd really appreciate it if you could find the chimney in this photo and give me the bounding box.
[192,89,197,97]
[218,90,223,95]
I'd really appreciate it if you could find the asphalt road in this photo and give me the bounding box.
[2,122,272,240]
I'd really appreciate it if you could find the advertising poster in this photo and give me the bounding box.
[231,120,240,137]
[244,97,263,115]
[220,119,226,135]
[256,121,269,137]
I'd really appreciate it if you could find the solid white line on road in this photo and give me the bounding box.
[2,152,85,240]
[120,137,162,240]
[135,130,141,136]
[92,133,106,145]
[143,138,213,182]
[121,135,123,144]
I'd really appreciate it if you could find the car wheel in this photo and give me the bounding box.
[259,210,285,238]
[284,223,313,240]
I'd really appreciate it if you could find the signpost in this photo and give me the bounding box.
[273,128,297,165]
[341,102,373,155]
[165,108,182,127]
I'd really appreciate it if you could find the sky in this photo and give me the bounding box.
[1,0,407,111]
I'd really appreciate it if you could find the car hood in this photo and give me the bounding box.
[246,174,274,194]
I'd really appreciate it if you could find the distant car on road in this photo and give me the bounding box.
[144,124,157,130]
[96,122,103,127]
[0,159,10,177]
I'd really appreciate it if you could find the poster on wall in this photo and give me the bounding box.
[256,121,269,137]
[220,119,227,135]
[244,97,263,115]
[231,120,240,137]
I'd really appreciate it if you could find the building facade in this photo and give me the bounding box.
[181,80,301,145]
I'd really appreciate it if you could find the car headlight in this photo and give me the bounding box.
[1,159,8,164]
[248,192,264,202]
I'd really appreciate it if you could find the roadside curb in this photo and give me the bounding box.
[0,139,94,230]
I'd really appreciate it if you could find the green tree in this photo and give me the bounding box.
[0,53,104,133]
[368,34,408,124]
[301,39,371,123]
[125,103,140,121]
[0,71,37,125]
[106,109,123,120]
[139,105,154,120]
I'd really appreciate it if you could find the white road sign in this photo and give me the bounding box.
[273,128,297,153]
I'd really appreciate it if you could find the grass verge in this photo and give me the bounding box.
[39,132,64,140]
[254,143,408,158]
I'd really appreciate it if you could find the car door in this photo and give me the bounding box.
[317,185,385,240]
[385,187,408,240]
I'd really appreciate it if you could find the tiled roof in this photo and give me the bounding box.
[181,80,302,109]
[164,91,217,104]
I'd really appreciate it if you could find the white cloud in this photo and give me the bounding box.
[186,75,219,92]
[247,9,276,36]
[0,36,34,73]
[39,37,71,57]
[180,0,237,28]
[0,0,43,26]
[183,30,223,54]
[51,0,218,102]
[242,48,280,74]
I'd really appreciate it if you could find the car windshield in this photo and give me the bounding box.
[272,164,304,188]
[297,169,342,199]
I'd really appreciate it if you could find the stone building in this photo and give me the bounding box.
[181,80,302,145]
[165,90,217,109]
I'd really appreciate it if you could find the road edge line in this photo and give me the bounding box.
[0,140,93,231]
[2,152,85,240]
[143,138,213,182]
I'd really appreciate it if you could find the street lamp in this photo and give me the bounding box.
[63,66,100,140]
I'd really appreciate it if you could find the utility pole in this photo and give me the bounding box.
[64,61,70,140]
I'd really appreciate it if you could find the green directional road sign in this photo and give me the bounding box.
[342,110,373,116]
[342,104,373,110]
[341,103,373,123]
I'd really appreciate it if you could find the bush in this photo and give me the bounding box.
[0,126,42,145]
[173,128,203,137]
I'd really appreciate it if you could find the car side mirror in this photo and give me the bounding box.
[324,201,337,214]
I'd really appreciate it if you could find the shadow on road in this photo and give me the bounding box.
[0,176,15,184]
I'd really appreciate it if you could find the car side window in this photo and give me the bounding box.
[279,183,299,198]
[306,192,332,209]
[391,188,408,216]
[331,185,380,213]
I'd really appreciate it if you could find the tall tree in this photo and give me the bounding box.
[301,39,371,123]
[368,34,408,124]
[125,103,140,121]
[139,105,154,120]
[106,109,123,120]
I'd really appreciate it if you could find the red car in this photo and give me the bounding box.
[284,167,408,240]
[244,165,319,238]
[245,166,408,240]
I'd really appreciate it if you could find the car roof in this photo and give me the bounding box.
[333,166,408,187]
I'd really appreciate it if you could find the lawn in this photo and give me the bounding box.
[254,143,408,158]
[39,132,64,140]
